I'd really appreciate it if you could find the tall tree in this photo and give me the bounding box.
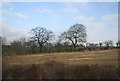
[30,27,54,51]
[59,24,87,49]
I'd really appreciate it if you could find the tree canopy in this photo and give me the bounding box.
[59,24,87,49]
[30,27,54,51]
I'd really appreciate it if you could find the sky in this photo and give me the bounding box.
[0,2,118,44]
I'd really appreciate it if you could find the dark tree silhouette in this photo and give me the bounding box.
[59,24,87,49]
[99,42,103,47]
[116,41,120,47]
[104,40,113,49]
[30,27,54,51]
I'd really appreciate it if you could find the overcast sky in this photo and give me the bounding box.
[1,2,118,44]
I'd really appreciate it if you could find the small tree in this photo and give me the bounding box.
[104,40,113,49]
[116,41,120,47]
[59,24,87,49]
[30,27,54,52]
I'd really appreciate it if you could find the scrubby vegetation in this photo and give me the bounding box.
[2,49,119,80]
[3,61,118,80]
[1,24,120,56]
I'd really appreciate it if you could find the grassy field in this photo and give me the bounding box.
[2,49,119,79]
[3,49,118,67]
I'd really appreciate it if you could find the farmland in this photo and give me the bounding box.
[1,2,119,80]
[3,49,119,79]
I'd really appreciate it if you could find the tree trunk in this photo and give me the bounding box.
[39,43,43,52]
[68,38,76,50]
[73,44,76,50]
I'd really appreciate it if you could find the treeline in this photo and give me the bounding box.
[1,24,120,56]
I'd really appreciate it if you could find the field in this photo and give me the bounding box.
[3,49,119,79]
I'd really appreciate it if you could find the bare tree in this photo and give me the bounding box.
[104,40,113,49]
[30,27,54,51]
[59,24,87,49]
[116,41,120,47]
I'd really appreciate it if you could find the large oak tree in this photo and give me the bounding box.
[59,24,87,49]
[30,27,54,51]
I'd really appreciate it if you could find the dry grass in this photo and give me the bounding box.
[3,61,118,79]
[3,49,118,67]
[2,49,119,79]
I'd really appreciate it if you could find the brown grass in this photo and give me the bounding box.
[3,49,118,67]
[2,49,119,79]
[3,61,118,79]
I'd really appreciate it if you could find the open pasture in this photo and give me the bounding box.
[3,49,118,67]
